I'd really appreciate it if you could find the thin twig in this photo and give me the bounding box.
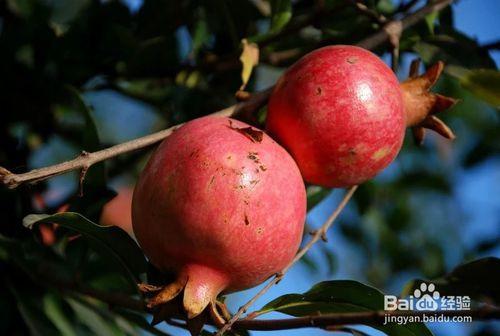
[267,0,453,67]
[215,2,455,334]
[385,20,403,72]
[45,276,146,312]
[257,2,350,47]
[215,186,358,335]
[233,307,500,331]
[44,276,500,334]
[40,265,500,333]
[357,0,454,50]
[347,0,387,24]
[0,1,454,191]
[480,40,500,50]
[0,88,272,189]
[397,0,420,14]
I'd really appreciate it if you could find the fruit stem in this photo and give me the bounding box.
[400,61,457,145]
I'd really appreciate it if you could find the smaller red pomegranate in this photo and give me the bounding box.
[266,45,455,188]
[132,116,306,318]
[100,187,134,237]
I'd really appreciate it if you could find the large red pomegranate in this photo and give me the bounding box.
[266,45,455,187]
[132,116,306,318]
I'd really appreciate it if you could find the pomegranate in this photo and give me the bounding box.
[100,186,134,236]
[266,45,456,187]
[132,116,306,318]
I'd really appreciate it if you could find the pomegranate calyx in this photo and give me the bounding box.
[146,274,188,309]
[144,264,229,321]
[209,300,230,327]
[400,61,457,145]
[186,312,210,336]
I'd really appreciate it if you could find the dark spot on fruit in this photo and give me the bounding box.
[209,175,215,186]
[256,227,263,234]
[232,169,243,176]
[315,87,322,95]
[244,214,250,226]
[347,56,358,64]
[244,200,249,205]
[227,155,232,160]
[228,121,263,143]
[259,165,267,172]
[190,149,200,158]
[341,148,357,165]
[250,179,260,186]
[248,152,261,164]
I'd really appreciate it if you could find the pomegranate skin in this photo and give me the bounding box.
[266,45,405,187]
[132,116,306,317]
[100,187,134,236]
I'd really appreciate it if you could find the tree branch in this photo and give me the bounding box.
[397,0,420,14]
[257,2,349,47]
[347,0,387,24]
[264,0,452,66]
[215,186,358,335]
[357,0,454,50]
[0,88,272,189]
[480,40,500,50]
[48,275,500,334]
[233,307,500,331]
[0,0,454,190]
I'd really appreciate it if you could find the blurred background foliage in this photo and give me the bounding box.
[0,0,499,335]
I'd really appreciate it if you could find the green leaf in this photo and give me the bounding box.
[68,295,143,336]
[306,186,331,210]
[47,0,91,35]
[67,298,123,336]
[413,32,496,69]
[6,0,36,18]
[0,234,19,261]
[394,171,451,193]
[459,69,500,107]
[300,254,319,273]
[65,86,107,189]
[402,257,500,305]
[239,39,259,90]
[7,282,59,336]
[23,212,147,287]
[424,11,439,35]
[269,0,292,33]
[258,280,432,336]
[43,294,78,336]
[191,9,210,57]
[259,280,383,314]
[115,309,173,336]
[376,0,395,15]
